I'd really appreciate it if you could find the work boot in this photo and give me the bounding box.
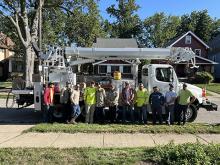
[70,116,78,124]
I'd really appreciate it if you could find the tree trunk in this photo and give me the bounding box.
[24,46,33,87]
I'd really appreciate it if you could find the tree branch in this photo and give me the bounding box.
[8,14,27,47]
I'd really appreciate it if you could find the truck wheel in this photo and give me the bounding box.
[186,104,197,122]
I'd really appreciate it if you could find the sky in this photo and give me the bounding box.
[99,0,220,20]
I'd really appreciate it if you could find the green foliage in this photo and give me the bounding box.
[177,10,220,42]
[151,143,220,165]
[0,144,219,164]
[26,123,220,134]
[195,71,214,84]
[106,0,142,38]
[65,0,105,47]
[143,12,181,47]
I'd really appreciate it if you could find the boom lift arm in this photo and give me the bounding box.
[64,47,197,68]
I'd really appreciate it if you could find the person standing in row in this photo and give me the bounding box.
[177,83,195,125]
[106,84,119,123]
[149,86,165,124]
[60,82,73,123]
[95,82,106,123]
[69,84,81,124]
[121,82,135,123]
[79,82,86,120]
[135,83,149,124]
[84,81,96,124]
[165,84,177,125]
[43,82,55,123]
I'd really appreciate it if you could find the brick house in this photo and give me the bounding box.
[164,31,217,77]
[208,34,220,81]
[0,32,15,81]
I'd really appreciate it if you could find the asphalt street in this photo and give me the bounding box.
[0,97,219,124]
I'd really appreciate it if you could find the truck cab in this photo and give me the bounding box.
[142,64,217,122]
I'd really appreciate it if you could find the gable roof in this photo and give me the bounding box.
[167,31,210,49]
[92,38,138,48]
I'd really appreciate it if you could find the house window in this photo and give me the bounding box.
[12,61,23,72]
[194,49,201,56]
[99,65,107,74]
[185,35,191,44]
[111,66,119,72]
[123,66,131,73]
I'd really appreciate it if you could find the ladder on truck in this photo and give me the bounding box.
[66,66,75,85]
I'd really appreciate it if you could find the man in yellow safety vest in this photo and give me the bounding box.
[135,83,149,124]
[84,81,97,123]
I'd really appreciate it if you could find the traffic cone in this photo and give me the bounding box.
[202,87,206,98]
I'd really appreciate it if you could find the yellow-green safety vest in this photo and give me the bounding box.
[84,87,96,105]
[136,88,149,107]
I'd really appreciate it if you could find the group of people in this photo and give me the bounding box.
[43,80,195,125]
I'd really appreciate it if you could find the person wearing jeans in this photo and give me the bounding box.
[135,83,149,124]
[121,82,134,123]
[177,83,195,125]
[165,84,177,125]
[69,84,81,124]
[149,86,165,124]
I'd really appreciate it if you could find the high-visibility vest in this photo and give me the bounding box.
[84,87,96,105]
[136,88,149,107]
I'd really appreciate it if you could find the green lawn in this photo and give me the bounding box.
[0,81,12,88]
[0,143,219,164]
[26,123,220,134]
[195,83,220,94]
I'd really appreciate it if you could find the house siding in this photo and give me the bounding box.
[173,34,208,58]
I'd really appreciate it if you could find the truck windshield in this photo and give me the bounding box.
[156,68,172,82]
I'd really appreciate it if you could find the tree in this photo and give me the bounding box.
[178,10,220,42]
[65,0,105,47]
[143,12,181,47]
[106,0,142,38]
[0,0,45,87]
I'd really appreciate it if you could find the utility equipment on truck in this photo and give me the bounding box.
[8,46,217,122]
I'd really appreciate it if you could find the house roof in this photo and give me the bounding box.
[166,31,210,49]
[92,38,138,48]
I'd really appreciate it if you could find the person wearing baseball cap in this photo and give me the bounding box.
[165,84,177,125]
[149,86,165,124]
[43,82,55,123]
[134,83,149,124]
[177,83,195,125]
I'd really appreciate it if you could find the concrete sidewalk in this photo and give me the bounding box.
[0,125,219,148]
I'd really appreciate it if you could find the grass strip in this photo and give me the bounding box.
[0,143,219,164]
[25,123,220,134]
[195,83,220,94]
[0,82,12,88]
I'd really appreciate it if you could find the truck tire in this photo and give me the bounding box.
[186,104,197,122]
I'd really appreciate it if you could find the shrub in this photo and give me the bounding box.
[194,71,214,84]
[150,143,220,165]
